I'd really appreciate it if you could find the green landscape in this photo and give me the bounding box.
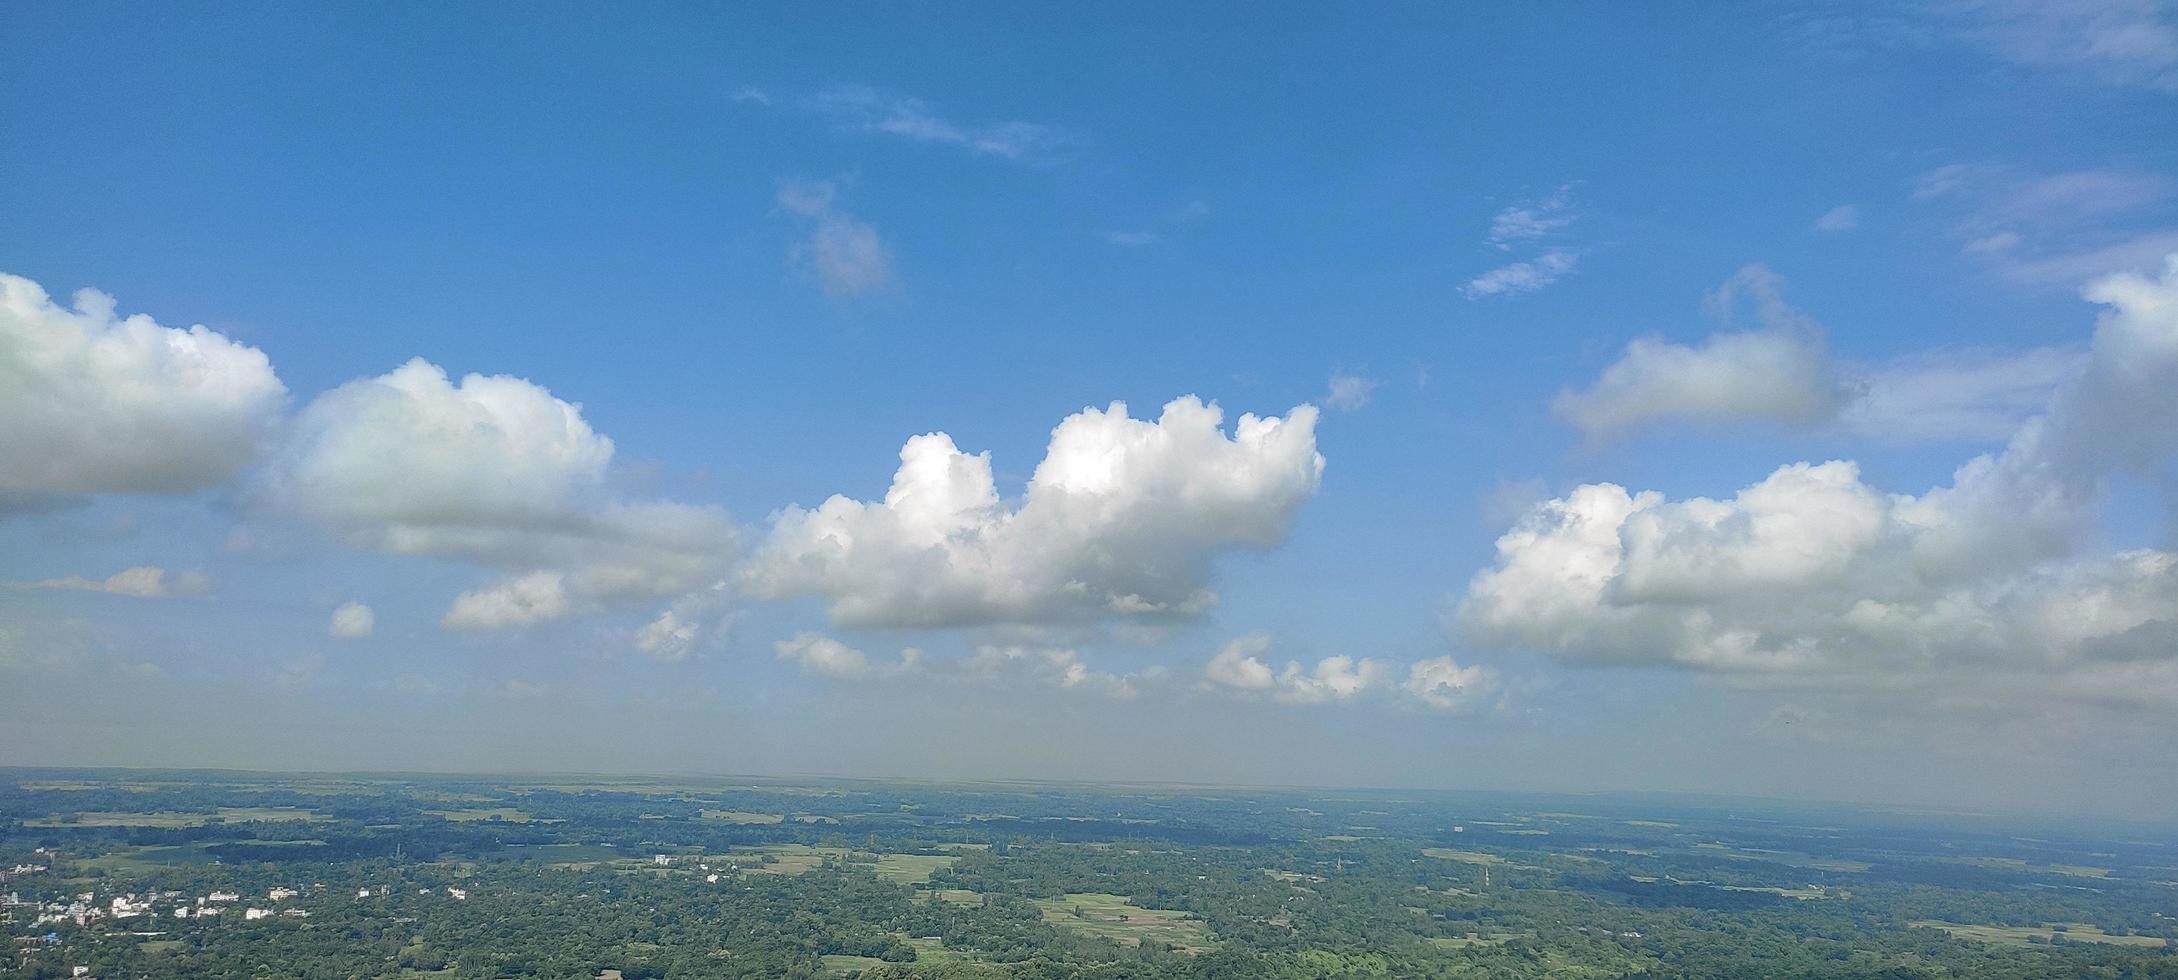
[5,768,2176,978]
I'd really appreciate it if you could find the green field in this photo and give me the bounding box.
[872,853,956,882]
[428,807,533,822]
[821,935,970,975]
[25,806,325,828]
[1035,893,1213,951]
[1912,921,2172,948]
[699,809,785,824]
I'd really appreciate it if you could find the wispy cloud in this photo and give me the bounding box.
[1486,185,1576,250]
[1791,1,2178,92]
[777,179,895,297]
[1814,204,1860,232]
[749,84,1077,164]
[1464,249,1580,298]
[1911,163,2178,284]
[1465,186,1583,298]
[29,566,210,599]
[1323,370,1381,412]
[1948,0,2178,92]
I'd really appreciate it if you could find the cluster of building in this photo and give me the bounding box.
[13,885,328,929]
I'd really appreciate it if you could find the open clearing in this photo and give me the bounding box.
[822,935,968,975]
[1036,892,1212,951]
[1422,847,1542,870]
[699,809,784,824]
[25,806,324,828]
[428,807,533,822]
[1429,932,1528,949]
[1912,921,2170,948]
[872,853,956,883]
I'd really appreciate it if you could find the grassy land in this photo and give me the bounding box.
[1428,932,1527,949]
[1912,921,2171,948]
[872,853,956,883]
[1421,847,1543,870]
[821,935,970,975]
[699,809,784,824]
[1035,893,1212,952]
[428,807,533,823]
[25,806,325,828]
[76,844,226,872]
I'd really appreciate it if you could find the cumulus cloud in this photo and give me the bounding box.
[265,358,733,628]
[633,586,733,663]
[0,272,285,506]
[773,632,919,680]
[1464,256,2178,710]
[30,566,210,598]
[1464,250,1579,299]
[443,571,568,630]
[747,396,1323,629]
[1202,633,1392,705]
[1557,265,2079,443]
[1814,205,1860,232]
[957,645,1153,699]
[777,179,894,297]
[1404,656,1499,712]
[328,601,374,639]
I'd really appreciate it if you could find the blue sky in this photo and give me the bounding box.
[5,2,2178,816]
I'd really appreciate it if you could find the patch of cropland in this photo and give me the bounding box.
[3,768,2175,978]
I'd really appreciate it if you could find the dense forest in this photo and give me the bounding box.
[3,769,2174,979]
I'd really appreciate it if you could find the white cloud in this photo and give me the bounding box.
[1463,249,1579,299]
[1466,187,1582,299]
[747,396,1323,629]
[778,179,894,297]
[0,272,286,505]
[1558,265,2080,443]
[266,358,734,628]
[1837,346,2088,443]
[635,609,699,661]
[1911,165,2178,284]
[1947,0,2178,91]
[443,571,569,631]
[1201,633,1391,705]
[328,601,374,639]
[1204,633,1278,690]
[30,566,210,598]
[1486,186,1576,249]
[1404,656,1499,712]
[773,631,920,680]
[958,645,1152,699]
[1323,370,1380,412]
[1555,266,1849,438]
[800,84,1073,162]
[1464,256,2178,710]
[1556,331,1846,437]
[1814,205,1860,232]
